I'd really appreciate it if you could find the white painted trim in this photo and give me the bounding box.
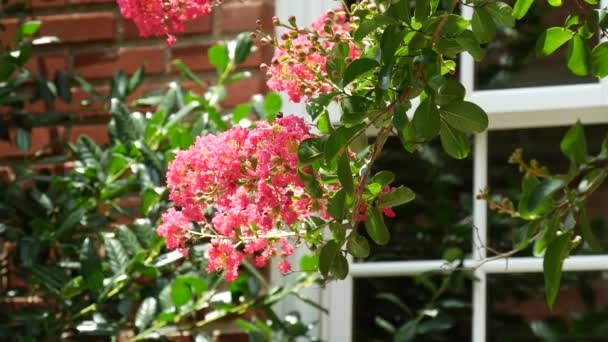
[472,133,488,342]
[349,255,608,277]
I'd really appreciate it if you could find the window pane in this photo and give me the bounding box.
[474,1,597,90]
[487,124,608,256]
[353,274,472,341]
[488,271,608,341]
[358,138,473,261]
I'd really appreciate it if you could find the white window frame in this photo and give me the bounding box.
[275,1,608,341]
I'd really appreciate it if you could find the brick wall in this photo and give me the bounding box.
[0,0,274,160]
[0,1,274,340]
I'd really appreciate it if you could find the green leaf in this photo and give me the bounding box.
[455,30,484,61]
[331,254,349,280]
[105,237,130,273]
[55,71,72,102]
[435,78,466,106]
[233,32,253,64]
[543,231,572,308]
[365,206,390,246]
[412,98,440,140]
[232,103,250,124]
[324,124,364,162]
[341,96,372,126]
[378,186,415,208]
[116,225,144,254]
[181,276,208,295]
[319,240,340,277]
[536,27,574,57]
[297,137,325,165]
[141,187,161,216]
[306,92,336,120]
[526,179,565,215]
[171,278,192,307]
[471,8,496,44]
[20,20,42,37]
[135,298,157,330]
[560,121,588,165]
[486,2,515,28]
[343,58,379,86]
[209,45,229,74]
[440,101,488,134]
[263,92,282,120]
[56,208,86,238]
[439,121,470,159]
[298,168,323,199]
[300,254,319,273]
[347,232,370,258]
[513,0,534,19]
[80,238,103,289]
[415,0,430,22]
[172,59,204,88]
[566,35,590,76]
[354,16,397,42]
[590,42,608,78]
[328,189,346,220]
[386,0,411,23]
[337,153,354,195]
[15,127,31,153]
[547,0,562,6]
[111,99,138,147]
[443,247,463,262]
[592,9,608,28]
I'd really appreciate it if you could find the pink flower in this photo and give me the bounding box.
[160,115,325,281]
[278,260,292,274]
[117,0,215,45]
[266,8,359,103]
[206,239,244,282]
[157,208,190,250]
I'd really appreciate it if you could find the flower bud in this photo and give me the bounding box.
[288,15,297,26]
[272,16,280,25]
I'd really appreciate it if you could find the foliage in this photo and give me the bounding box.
[0,25,320,341]
[253,0,608,308]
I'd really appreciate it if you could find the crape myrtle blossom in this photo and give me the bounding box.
[262,8,360,103]
[117,0,219,45]
[158,116,323,281]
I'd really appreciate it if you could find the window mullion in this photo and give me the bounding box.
[472,133,489,342]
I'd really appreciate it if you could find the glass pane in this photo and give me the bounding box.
[358,138,473,261]
[353,274,472,341]
[488,271,608,341]
[474,1,598,90]
[487,124,608,256]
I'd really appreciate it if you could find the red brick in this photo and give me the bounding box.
[0,18,19,45]
[30,0,67,9]
[0,127,51,157]
[170,45,214,73]
[223,77,267,108]
[74,46,165,79]
[54,86,110,114]
[38,13,115,43]
[72,0,115,4]
[219,1,274,34]
[25,54,68,79]
[239,46,273,70]
[123,15,211,41]
[71,124,109,146]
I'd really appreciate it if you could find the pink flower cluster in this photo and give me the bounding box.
[158,116,321,281]
[117,0,217,45]
[265,8,359,103]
